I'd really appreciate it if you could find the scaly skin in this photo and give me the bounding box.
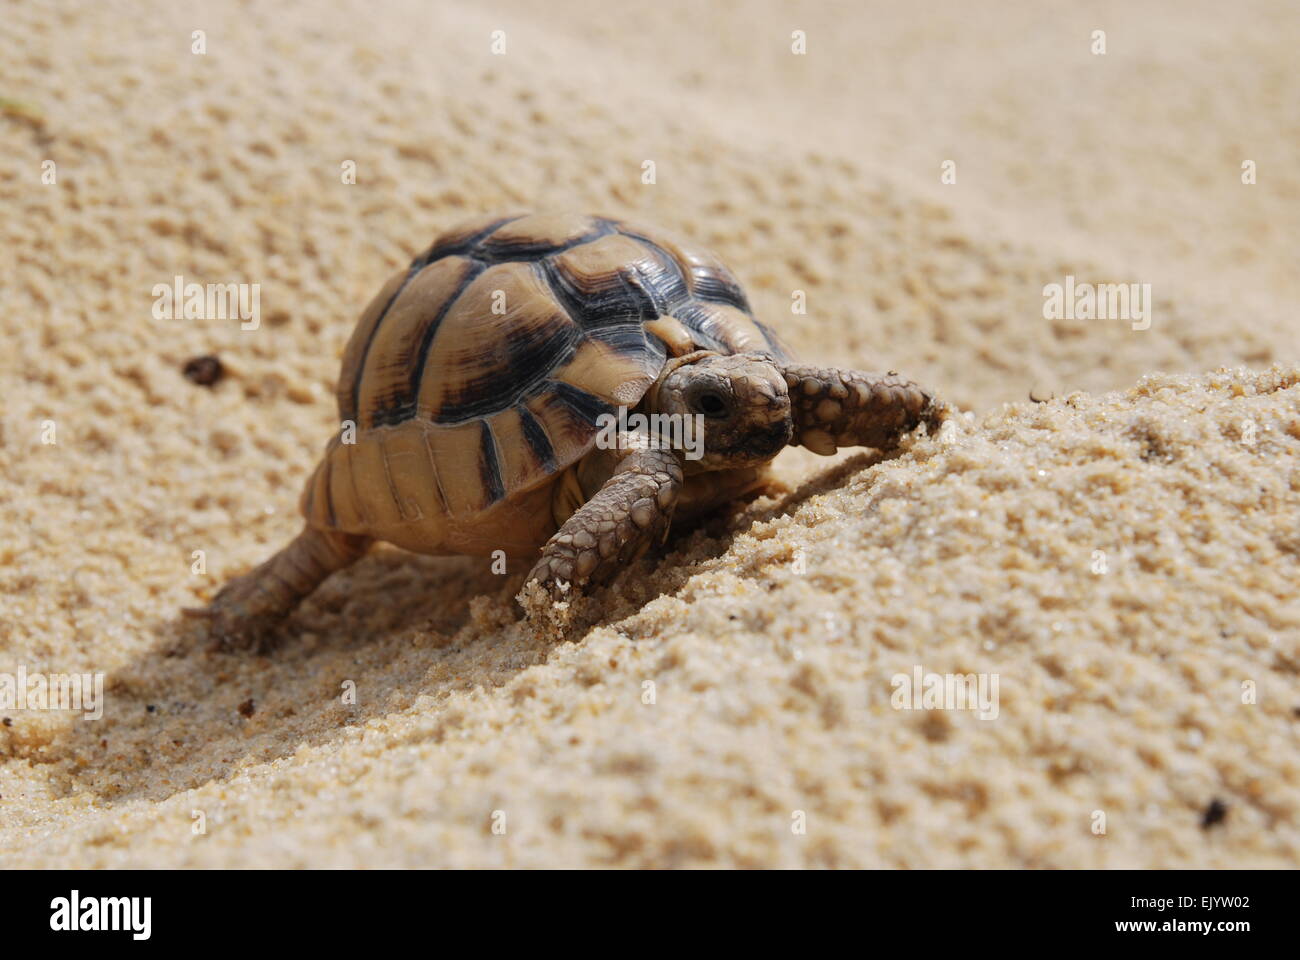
[526,432,684,601]
[780,365,941,455]
[199,526,371,650]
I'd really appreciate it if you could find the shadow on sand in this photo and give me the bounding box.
[30,450,891,807]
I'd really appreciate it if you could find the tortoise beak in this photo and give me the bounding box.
[749,417,793,457]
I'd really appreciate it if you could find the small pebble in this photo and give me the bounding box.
[1200,798,1228,830]
[183,355,225,387]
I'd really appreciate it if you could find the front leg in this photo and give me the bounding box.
[525,434,684,601]
[781,364,943,455]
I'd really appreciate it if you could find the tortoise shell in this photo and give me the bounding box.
[300,212,790,557]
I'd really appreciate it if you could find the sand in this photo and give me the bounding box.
[1,0,1297,867]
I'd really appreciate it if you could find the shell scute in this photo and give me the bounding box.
[320,213,791,543]
[416,261,579,424]
[422,420,496,517]
[478,213,608,259]
[356,255,481,428]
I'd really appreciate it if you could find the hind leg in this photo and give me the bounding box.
[203,526,370,650]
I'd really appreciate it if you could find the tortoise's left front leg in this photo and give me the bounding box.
[525,437,684,601]
[781,364,943,455]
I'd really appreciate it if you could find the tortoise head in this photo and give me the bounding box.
[649,351,792,469]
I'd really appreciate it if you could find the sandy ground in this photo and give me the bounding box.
[1,0,1297,867]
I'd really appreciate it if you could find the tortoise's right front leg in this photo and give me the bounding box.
[199,525,370,650]
[525,438,684,602]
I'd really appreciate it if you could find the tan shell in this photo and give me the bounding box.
[299,212,791,556]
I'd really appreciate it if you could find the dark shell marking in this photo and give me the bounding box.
[327,213,789,520]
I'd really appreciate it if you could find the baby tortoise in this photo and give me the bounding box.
[203,213,941,645]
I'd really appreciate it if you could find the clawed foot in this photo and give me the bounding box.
[524,473,677,601]
[184,567,292,653]
[782,364,942,455]
[184,527,369,653]
[523,519,649,603]
[518,440,682,633]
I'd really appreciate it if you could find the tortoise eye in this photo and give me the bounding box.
[693,391,729,418]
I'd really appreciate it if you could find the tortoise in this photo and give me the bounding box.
[205,212,941,644]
